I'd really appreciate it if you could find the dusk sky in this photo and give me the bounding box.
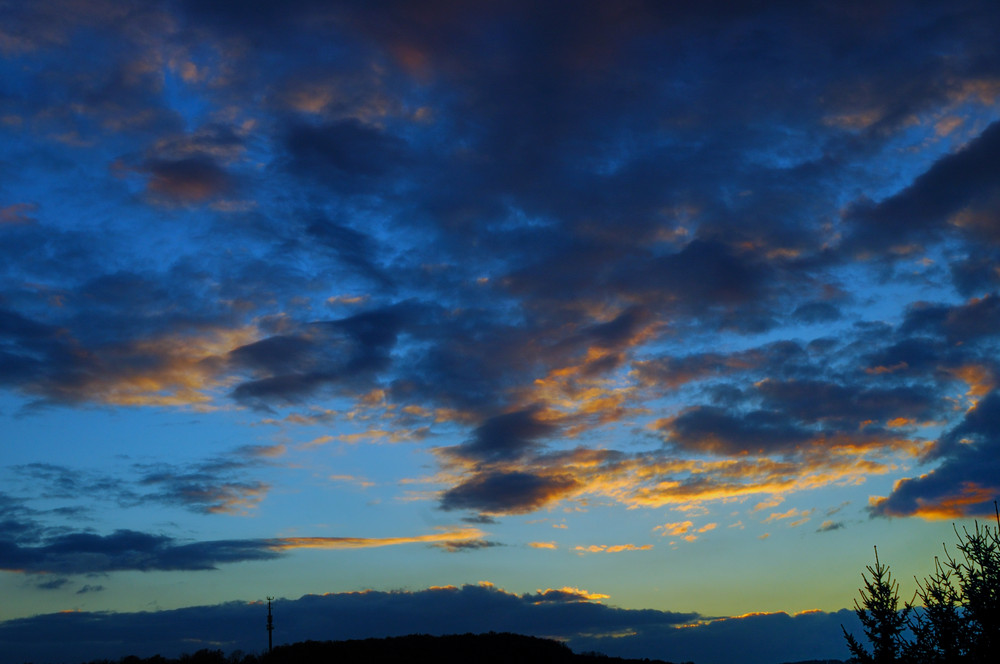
[2,2,1000,663]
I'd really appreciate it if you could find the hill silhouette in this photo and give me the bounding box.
[69,633,683,664]
[265,633,679,664]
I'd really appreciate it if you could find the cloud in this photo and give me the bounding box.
[0,203,37,225]
[870,390,1000,519]
[2,0,1000,593]
[134,445,281,515]
[12,444,281,516]
[229,305,416,408]
[633,341,807,390]
[525,587,610,603]
[0,583,863,664]
[0,522,489,576]
[845,121,1000,254]
[763,508,814,527]
[653,521,716,543]
[654,521,694,537]
[572,544,653,554]
[0,303,258,409]
[660,406,815,456]
[900,294,1000,346]
[141,156,234,204]
[282,119,410,195]
[792,301,842,323]
[269,528,486,551]
[754,378,940,427]
[34,576,71,590]
[441,407,558,464]
[0,529,279,574]
[432,539,502,553]
[439,470,580,515]
[305,214,392,288]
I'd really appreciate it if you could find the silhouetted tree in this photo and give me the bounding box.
[843,547,909,664]
[846,502,1000,664]
[927,517,1000,664]
[906,556,965,664]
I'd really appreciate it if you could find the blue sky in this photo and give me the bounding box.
[2,2,1000,663]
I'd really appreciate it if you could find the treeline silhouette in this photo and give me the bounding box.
[845,503,1000,664]
[65,633,685,664]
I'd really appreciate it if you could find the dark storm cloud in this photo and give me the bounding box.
[871,390,1000,519]
[0,584,864,664]
[440,470,579,515]
[846,121,1000,254]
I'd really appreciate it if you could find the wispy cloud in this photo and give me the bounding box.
[0,517,491,575]
[572,543,653,554]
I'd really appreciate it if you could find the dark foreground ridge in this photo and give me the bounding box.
[265,633,677,664]
[68,633,682,664]
[55,632,852,664]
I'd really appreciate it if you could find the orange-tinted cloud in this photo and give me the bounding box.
[654,521,693,536]
[870,481,996,520]
[48,325,259,408]
[530,587,609,602]
[269,527,486,551]
[572,543,653,554]
[0,202,37,225]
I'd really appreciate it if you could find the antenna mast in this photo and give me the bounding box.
[266,596,274,653]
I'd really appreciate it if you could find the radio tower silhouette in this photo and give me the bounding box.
[266,597,274,653]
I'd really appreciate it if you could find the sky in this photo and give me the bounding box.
[1,1,1000,663]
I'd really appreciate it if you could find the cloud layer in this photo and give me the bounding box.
[0,583,860,664]
[3,0,1000,638]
